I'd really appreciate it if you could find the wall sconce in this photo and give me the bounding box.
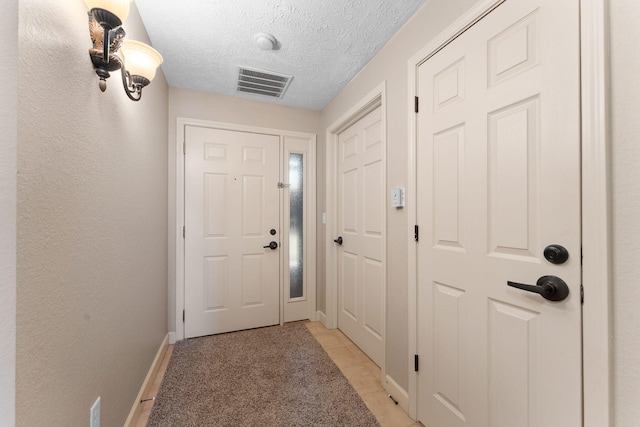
[85,0,163,101]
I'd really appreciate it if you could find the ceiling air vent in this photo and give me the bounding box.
[236,66,293,99]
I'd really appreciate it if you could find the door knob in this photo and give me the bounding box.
[263,241,278,250]
[507,275,570,302]
[333,236,343,246]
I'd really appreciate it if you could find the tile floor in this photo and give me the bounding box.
[134,321,420,427]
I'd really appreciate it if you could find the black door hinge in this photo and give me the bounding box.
[183,142,186,155]
[414,354,419,372]
[183,309,185,322]
[414,225,419,242]
[415,96,419,113]
[183,226,185,239]
[580,285,584,304]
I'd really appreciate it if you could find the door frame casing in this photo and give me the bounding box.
[406,0,612,425]
[324,81,388,378]
[175,117,317,341]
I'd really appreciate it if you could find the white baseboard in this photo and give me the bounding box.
[168,331,176,345]
[316,310,327,326]
[383,373,410,415]
[123,334,169,427]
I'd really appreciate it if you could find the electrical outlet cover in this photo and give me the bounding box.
[90,397,100,427]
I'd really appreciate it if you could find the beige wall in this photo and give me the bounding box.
[167,88,322,333]
[610,1,640,425]
[9,1,638,425]
[16,2,168,426]
[319,0,640,414]
[0,0,18,425]
[320,0,481,391]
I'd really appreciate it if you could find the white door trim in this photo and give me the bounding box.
[406,0,612,425]
[175,117,316,341]
[324,81,387,366]
[579,1,612,425]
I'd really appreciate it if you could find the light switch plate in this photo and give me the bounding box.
[391,187,405,208]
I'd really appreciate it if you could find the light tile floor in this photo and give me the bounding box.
[135,322,421,427]
[305,322,420,427]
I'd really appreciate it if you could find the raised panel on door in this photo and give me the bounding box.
[488,300,540,427]
[416,0,582,426]
[340,251,358,321]
[363,258,383,340]
[364,162,383,237]
[488,98,539,259]
[433,125,465,251]
[203,256,227,311]
[337,105,385,367]
[342,169,358,234]
[241,254,265,306]
[185,126,280,338]
[204,174,227,237]
[433,282,466,427]
[242,175,265,237]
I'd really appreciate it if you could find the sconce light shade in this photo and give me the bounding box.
[84,0,133,23]
[120,40,164,82]
[86,0,162,101]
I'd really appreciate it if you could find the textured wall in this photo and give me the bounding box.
[0,0,18,425]
[17,2,168,426]
[167,88,322,334]
[320,0,482,391]
[610,1,640,425]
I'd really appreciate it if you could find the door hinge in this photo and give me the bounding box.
[414,225,419,242]
[414,96,419,113]
[277,182,291,189]
[182,309,185,322]
[414,354,419,372]
[183,141,186,155]
[580,284,584,304]
[183,226,185,239]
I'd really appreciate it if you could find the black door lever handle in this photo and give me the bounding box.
[507,275,570,302]
[263,241,278,250]
[333,236,343,245]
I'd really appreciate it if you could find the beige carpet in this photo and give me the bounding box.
[147,323,381,426]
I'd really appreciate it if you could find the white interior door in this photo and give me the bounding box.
[416,0,581,426]
[184,126,280,338]
[337,105,385,367]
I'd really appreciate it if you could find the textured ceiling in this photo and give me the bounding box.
[134,0,427,110]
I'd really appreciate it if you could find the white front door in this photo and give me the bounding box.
[416,0,581,426]
[337,105,385,367]
[184,126,280,338]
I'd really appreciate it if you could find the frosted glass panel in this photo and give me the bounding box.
[289,153,304,299]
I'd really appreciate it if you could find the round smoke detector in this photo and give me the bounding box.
[254,33,277,51]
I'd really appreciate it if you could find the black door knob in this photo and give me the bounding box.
[507,275,570,302]
[263,241,278,250]
[333,236,343,246]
